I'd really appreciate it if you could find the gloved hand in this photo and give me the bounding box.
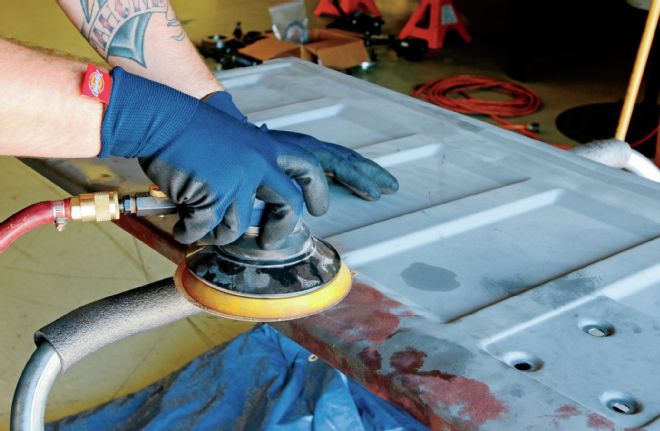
[100,68,328,248]
[204,91,399,200]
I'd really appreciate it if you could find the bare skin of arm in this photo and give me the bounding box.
[0,1,222,158]
[0,38,102,158]
[57,0,223,98]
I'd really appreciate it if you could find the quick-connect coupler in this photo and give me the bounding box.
[69,192,121,223]
[69,188,177,224]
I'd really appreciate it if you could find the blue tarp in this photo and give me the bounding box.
[48,324,428,431]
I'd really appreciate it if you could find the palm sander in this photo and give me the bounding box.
[174,222,352,321]
[147,198,354,321]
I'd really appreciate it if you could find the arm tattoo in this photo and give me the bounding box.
[166,10,185,41]
[79,0,183,67]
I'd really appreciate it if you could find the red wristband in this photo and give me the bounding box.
[81,64,112,104]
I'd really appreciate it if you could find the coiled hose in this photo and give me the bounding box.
[413,75,541,137]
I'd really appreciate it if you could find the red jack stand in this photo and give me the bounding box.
[314,0,381,17]
[399,0,471,49]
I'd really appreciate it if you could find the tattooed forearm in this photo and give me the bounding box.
[58,0,223,97]
[78,0,181,67]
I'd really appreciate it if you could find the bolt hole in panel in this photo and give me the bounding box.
[484,296,660,428]
[579,318,615,337]
[601,391,641,415]
[503,351,543,372]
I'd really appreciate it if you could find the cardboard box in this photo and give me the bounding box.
[304,29,370,70]
[238,28,369,70]
[237,36,300,62]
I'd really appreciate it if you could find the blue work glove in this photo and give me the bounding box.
[205,91,400,201]
[100,68,328,248]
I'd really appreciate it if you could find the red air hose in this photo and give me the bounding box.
[413,75,543,140]
[0,200,70,253]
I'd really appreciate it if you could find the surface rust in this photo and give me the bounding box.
[535,405,646,431]
[587,413,617,431]
[276,281,507,430]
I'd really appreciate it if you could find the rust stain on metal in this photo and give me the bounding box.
[358,346,382,370]
[555,405,580,419]
[300,281,414,344]
[540,404,583,429]
[281,281,507,430]
[587,413,616,431]
[387,347,507,430]
[544,405,645,431]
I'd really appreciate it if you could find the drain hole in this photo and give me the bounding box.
[578,319,614,337]
[502,351,542,372]
[513,362,532,371]
[600,392,640,415]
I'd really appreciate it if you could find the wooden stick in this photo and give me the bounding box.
[616,0,660,141]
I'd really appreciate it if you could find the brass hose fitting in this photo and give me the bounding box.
[70,192,120,222]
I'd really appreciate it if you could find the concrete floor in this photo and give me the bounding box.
[0,1,635,429]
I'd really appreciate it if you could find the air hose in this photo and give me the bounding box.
[0,200,69,253]
[0,190,177,254]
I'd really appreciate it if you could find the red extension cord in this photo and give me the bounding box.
[413,75,542,138]
[413,75,658,151]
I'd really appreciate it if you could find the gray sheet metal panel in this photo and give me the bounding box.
[226,60,660,429]
[23,59,660,429]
